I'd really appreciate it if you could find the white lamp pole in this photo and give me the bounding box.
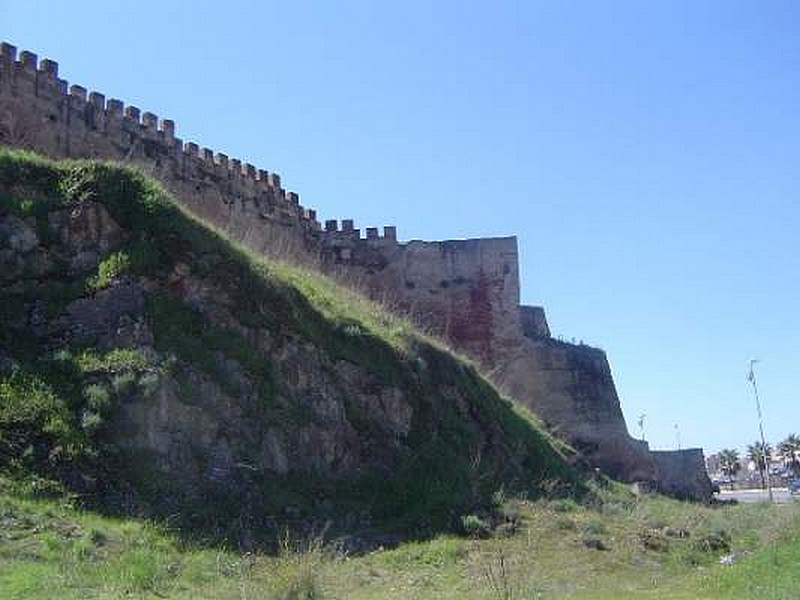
[747,359,773,503]
[637,413,646,442]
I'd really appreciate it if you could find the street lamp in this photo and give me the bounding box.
[747,359,773,503]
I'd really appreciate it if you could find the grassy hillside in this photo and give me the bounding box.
[2,476,798,599]
[0,147,580,545]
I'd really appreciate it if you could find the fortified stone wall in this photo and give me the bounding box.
[0,43,325,259]
[520,305,550,339]
[0,42,712,498]
[650,449,714,501]
[317,217,659,482]
[320,220,521,365]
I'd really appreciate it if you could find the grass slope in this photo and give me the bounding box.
[0,147,578,541]
[1,478,798,599]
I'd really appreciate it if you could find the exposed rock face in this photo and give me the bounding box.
[0,204,404,484]
[0,202,123,284]
[48,202,125,271]
[110,339,451,489]
[0,169,576,535]
[0,214,49,281]
[64,282,153,349]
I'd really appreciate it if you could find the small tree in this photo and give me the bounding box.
[778,434,800,476]
[718,448,741,490]
[747,441,772,490]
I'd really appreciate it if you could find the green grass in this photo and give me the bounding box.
[1,481,798,599]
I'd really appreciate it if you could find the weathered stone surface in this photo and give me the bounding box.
[47,202,125,271]
[651,449,714,501]
[520,305,550,340]
[63,281,152,349]
[0,214,50,280]
[494,339,657,481]
[321,236,522,366]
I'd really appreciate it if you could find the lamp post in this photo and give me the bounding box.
[747,359,773,503]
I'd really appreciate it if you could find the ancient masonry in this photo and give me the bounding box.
[0,42,712,500]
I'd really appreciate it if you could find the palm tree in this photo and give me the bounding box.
[718,448,741,490]
[747,441,772,490]
[778,434,800,476]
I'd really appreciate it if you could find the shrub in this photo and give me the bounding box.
[582,537,608,551]
[462,514,492,539]
[497,500,521,525]
[555,517,576,531]
[84,384,111,413]
[112,372,137,396]
[639,528,670,552]
[87,251,131,291]
[583,520,606,535]
[695,528,731,553]
[139,373,160,398]
[77,348,149,374]
[81,410,103,433]
[553,499,578,513]
[0,369,82,468]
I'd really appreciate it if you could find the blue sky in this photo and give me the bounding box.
[2,1,798,455]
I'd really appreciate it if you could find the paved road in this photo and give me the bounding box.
[716,488,794,504]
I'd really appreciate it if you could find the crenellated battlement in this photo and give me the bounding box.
[321,219,398,243]
[0,42,321,245]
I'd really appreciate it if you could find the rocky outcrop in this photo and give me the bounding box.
[0,159,579,538]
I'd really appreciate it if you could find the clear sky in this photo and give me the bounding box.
[2,1,798,456]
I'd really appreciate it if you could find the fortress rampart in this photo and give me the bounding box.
[0,42,390,258]
[0,42,712,499]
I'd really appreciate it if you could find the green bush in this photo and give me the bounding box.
[583,520,606,535]
[0,369,82,469]
[461,514,491,539]
[553,498,579,513]
[87,250,131,291]
[84,384,111,413]
[695,528,731,553]
[112,372,137,396]
[76,348,149,374]
[80,410,103,433]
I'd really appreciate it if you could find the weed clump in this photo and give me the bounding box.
[87,250,130,291]
[695,528,731,553]
[461,514,492,539]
